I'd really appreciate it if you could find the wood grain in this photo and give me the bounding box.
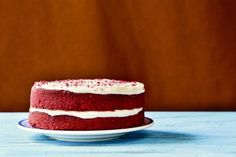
[1,112,236,156]
[0,0,236,111]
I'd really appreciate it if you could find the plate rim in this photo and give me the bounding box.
[17,117,154,135]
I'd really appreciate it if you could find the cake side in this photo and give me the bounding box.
[29,111,144,130]
[30,88,144,111]
[28,79,145,130]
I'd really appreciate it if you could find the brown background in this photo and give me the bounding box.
[0,0,236,111]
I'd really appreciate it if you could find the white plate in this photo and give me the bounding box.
[17,117,154,142]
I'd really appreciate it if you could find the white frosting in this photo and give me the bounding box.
[30,107,143,119]
[34,79,145,95]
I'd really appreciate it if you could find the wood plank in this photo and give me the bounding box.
[1,0,236,111]
[0,112,235,157]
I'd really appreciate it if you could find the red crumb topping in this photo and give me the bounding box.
[34,79,141,88]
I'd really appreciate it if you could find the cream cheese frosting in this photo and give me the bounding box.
[29,107,143,119]
[34,79,145,95]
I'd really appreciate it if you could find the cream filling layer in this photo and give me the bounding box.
[29,107,143,119]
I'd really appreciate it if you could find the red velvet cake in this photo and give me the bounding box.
[28,79,145,130]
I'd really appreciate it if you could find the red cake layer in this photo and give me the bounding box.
[28,111,144,130]
[30,88,144,111]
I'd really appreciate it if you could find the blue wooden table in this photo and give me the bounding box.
[0,112,235,157]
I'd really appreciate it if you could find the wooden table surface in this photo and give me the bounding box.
[0,112,235,157]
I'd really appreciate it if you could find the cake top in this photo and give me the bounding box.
[33,79,145,95]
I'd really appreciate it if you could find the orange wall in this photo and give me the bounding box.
[0,0,236,111]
